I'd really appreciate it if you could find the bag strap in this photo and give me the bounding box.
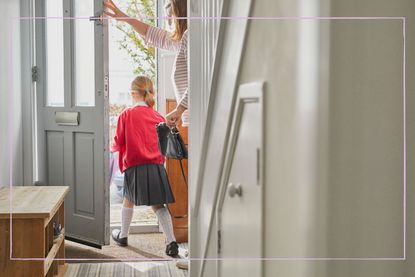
[179,160,188,187]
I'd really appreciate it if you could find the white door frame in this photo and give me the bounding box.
[19,0,36,186]
[188,0,253,276]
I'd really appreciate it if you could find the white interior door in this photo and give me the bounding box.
[34,0,109,247]
[217,83,263,277]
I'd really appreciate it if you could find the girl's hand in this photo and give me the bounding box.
[103,0,128,21]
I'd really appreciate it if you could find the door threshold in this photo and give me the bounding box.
[110,223,160,234]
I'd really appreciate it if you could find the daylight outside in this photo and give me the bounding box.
[109,0,158,229]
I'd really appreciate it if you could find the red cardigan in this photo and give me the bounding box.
[111,104,165,173]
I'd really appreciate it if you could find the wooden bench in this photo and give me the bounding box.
[0,186,69,277]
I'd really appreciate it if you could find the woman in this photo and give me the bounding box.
[104,0,189,128]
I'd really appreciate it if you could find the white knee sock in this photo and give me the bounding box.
[155,207,176,244]
[120,207,134,238]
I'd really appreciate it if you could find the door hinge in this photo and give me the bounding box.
[32,66,38,82]
[104,75,109,97]
[218,229,222,254]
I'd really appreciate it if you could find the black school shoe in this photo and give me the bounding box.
[112,229,128,247]
[53,222,62,241]
[166,241,179,257]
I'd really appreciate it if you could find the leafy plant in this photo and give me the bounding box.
[115,0,156,82]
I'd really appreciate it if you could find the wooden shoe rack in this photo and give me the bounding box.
[0,186,69,277]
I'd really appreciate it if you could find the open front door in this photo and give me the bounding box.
[34,0,109,247]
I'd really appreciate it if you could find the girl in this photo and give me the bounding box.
[111,76,179,257]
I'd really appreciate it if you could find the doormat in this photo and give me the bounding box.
[65,233,170,263]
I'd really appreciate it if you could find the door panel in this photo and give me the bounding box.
[74,133,95,215]
[218,83,263,277]
[35,0,109,246]
[46,131,64,186]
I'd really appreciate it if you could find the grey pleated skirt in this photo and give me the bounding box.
[123,164,175,206]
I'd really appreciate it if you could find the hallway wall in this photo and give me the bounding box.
[235,0,413,276]
[0,0,23,187]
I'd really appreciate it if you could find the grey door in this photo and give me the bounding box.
[217,83,264,277]
[35,0,109,246]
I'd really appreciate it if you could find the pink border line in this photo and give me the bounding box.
[16,16,406,20]
[9,257,407,261]
[402,16,407,260]
[9,19,14,261]
[8,16,407,262]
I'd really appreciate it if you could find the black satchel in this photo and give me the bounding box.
[156,122,188,186]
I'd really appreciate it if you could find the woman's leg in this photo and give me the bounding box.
[152,205,176,244]
[120,197,135,238]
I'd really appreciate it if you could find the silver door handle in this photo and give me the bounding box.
[90,13,103,25]
[228,183,242,198]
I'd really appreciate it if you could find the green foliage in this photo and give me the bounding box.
[115,0,156,82]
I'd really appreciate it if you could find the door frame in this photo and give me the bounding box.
[188,0,254,275]
[20,0,37,186]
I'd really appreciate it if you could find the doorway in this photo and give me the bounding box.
[107,0,190,243]
[108,0,159,234]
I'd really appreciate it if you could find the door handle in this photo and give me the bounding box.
[90,13,103,25]
[228,183,242,198]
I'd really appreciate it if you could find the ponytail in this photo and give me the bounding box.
[143,89,155,107]
[131,76,156,108]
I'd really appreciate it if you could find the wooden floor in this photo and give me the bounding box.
[65,233,188,276]
[66,261,187,277]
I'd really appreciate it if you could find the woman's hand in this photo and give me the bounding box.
[166,105,186,127]
[103,0,149,37]
[103,0,128,21]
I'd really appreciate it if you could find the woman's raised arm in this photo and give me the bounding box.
[104,0,149,37]
[104,0,181,52]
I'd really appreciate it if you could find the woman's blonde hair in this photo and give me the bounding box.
[165,0,187,41]
[131,76,155,107]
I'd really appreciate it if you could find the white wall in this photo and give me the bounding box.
[238,1,412,276]
[0,0,23,187]
[188,1,224,275]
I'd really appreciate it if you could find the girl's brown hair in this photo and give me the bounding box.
[131,76,155,107]
[168,0,187,41]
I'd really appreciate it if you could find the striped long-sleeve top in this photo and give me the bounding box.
[145,25,189,127]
